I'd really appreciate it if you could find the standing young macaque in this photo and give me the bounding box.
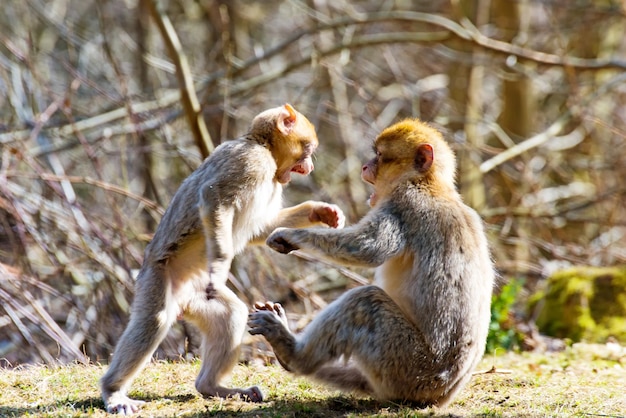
[100,104,345,414]
[249,119,494,407]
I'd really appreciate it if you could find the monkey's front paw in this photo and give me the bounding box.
[266,229,299,254]
[105,393,145,415]
[248,301,290,338]
[310,203,345,229]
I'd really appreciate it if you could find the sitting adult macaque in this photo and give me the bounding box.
[101,104,345,414]
[249,118,494,407]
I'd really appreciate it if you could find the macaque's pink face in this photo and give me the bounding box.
[361,124,438,207]
[272,104,319,184]
[362,153,379,206]
[361,138,414,207]
[361,156,377,185]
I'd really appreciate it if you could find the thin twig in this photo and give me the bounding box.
[4,172,165,215]
[473,365,513,375]
[480,72,626,173]
[144,0,213,158]
[292,250,369,286]
[3,10,624,154]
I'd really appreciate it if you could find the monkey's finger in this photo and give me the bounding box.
[248,310,277,324]
[326,204,346,229]
[248,309,268,322]
[272,302,284,315]
[107,399,145,415]
[311,204,345,229]
[252,301,274,311]
[247,314,261,330]
[105,392,146,415]
[335,210,346,229]
[267,236,299,254]
[240,386,264,403]
[248,327,263,336]
[248,313,273,334]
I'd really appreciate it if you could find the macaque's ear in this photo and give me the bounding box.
[415,143,434,173]
[277,103,298,136]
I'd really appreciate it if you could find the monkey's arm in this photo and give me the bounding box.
[249,201,345,244]
[266,207,404,267]
[198,183,236,282]
[277,201,345,229]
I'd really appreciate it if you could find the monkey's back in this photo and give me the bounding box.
[143,138,279,264]
[386,181,493,368]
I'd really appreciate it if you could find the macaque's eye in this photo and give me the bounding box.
[371,146,382,161]
[302,141,316,156]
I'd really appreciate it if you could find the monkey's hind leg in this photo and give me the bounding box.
[314,364,374,395]
[101,267,178,414]
[249,301,374,395]
[250,286,436,402]
[188,284,263,402]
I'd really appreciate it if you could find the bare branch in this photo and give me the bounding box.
[480,72,626,173]
[3,10,624,156]
[144,0,213,158]
[293,251,369,286]
[232,10,626,71]
[5,172,165,216]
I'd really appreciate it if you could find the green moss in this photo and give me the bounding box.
[532,266,626,342]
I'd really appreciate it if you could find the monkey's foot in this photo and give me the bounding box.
[104,393,145,415]
[248,301,291,339]
[198,385,264,403]
[251,301,290,329]
[248,302,296,372]
[240,385,264,402]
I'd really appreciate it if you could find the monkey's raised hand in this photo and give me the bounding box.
[267,203,344,254]
[308,202,345,229]
[266,228,300,254]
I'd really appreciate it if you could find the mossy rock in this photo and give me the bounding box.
[530,266,626,343]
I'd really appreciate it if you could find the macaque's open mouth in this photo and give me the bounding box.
[291,161,313,176]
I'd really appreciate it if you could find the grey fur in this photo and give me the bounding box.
[100,105,344,414]
[249,120,494,407]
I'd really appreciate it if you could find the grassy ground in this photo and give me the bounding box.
[1,343,624,418]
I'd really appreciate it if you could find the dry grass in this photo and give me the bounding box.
[1,343,624,417]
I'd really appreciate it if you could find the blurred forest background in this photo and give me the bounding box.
[0,0,625,366]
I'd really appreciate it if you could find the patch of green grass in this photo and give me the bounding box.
[487,278,524,353]
[1,344,624,417]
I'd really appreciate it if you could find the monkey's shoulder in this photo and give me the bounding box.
[194,139,277,185]
[212,138,276,165]
[380,184,484,243]
[144,139,278,262]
